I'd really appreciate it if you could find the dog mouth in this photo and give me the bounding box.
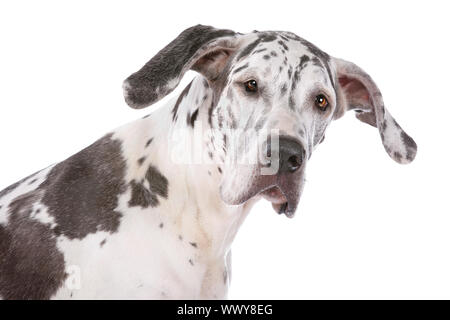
[220,167,305,218]
[260,186,291,216]
[258,178,302,218]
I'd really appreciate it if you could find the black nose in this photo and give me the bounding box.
[267,136,305,174]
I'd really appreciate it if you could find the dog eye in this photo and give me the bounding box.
[315,94,329,110]
[244,80,258,93]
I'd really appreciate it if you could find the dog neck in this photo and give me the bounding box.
[114,75,257,260]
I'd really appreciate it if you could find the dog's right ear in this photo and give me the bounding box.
[123,25,239,109]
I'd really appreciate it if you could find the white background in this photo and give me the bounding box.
[0,1,448,299]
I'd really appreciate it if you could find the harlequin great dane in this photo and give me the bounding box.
[0,25,417,299]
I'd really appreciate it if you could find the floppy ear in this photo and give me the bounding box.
[123,25,238,109]
[332,58,417,164]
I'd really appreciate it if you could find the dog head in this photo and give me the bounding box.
[123,25,417,217]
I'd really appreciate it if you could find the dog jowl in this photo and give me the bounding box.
[0,25,417,299]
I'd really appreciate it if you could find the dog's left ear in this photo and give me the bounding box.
[123,25,239,109]
[332,58,417,164]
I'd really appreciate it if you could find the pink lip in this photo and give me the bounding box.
[261,186,287,204]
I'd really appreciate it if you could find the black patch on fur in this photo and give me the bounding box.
[159,223,164,229]
[299,55,310,69]
[298,38,334,87]
[237,38,262,61]
[137,156,146,166]
[188,259,194,266]
[208,100,215,127]
[0,192,67,299]
[100,239,107,247]
[172,81,193,122]
[40,134,127,240]
[252,48,267,54]
[280,83,288,96]
[145,138,154,148]
[233,63,249,74]
[278,40,289,51]
[128,165,169,209]
[187,108,199,128]
[263,54,271,60]
[128,180,158,208]
[189,242,198,248]
[259,33,278,43]
[124,25,236,108]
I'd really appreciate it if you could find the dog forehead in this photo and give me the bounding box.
[233,31,332,82]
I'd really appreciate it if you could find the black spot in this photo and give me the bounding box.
[188,259,194,266]
[128,180,158,208]
[146,165,169,198]
[128,165,169,209]
[159,223,164,229]
[233,63,249,74]
[40,134,127,240]
[189,242,198,248]
[237,38,262,61]
[263,54,271,60]
[137,156,146,166]
[172,81,193,122]
[259,33,278,43]
[312,56,322,67]
[145,138,154,148]
[100,239,107,247]
[142,114,150,119]
[298,37,334,87]
[287,66,293,79]
[218,167,222,174]
[270,51,278,57]
[0,192,67,299]
[299,55,310,69]
[393,151,402,161]
[298,128,305,137]
[28,179,37,185]
[208,100,215,127]
[252,48,267,55]
[187,108,199,128]
[278,40,289,51]
[280,83,288,96]
[178,235,183,241]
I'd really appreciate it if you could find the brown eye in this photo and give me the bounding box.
[315,94,329,110]
[244,79,258,92]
